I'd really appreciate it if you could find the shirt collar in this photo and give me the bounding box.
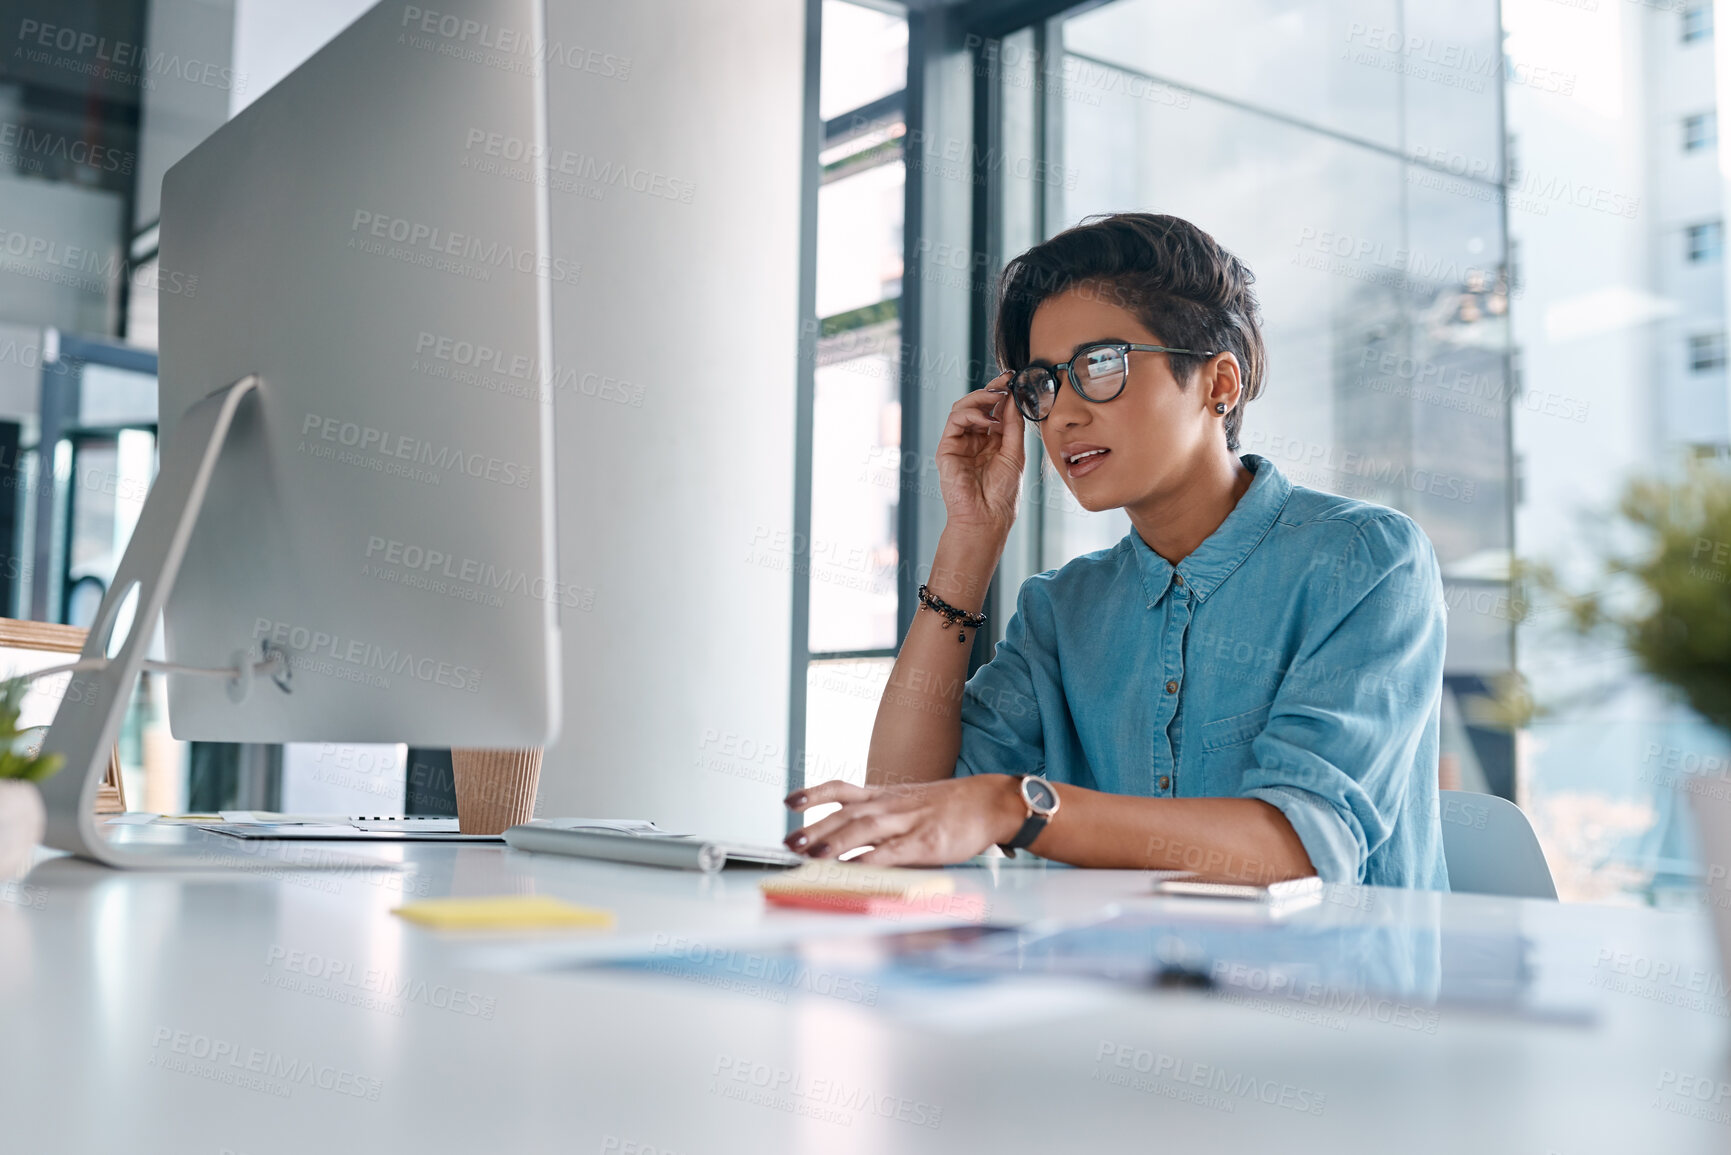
[1128,453,1293,608]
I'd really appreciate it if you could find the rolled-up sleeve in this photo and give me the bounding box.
[954,582,1048,779]
[1240,514,1446,883]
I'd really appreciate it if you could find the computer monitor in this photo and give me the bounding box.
[39,0,561,864]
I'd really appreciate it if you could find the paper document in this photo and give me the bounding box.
[534,818,670,836]
[194,815,673,843]
[199,820,502,842]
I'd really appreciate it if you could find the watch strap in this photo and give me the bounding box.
[999,813,1049,855]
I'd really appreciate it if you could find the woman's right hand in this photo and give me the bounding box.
[936,372,1026,540]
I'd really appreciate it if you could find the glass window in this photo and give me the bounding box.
[1050,0,1510,577]
[808,317,901,653]
[65,441,120,627]
[1063,0,1502,181]
[0,1,140,337]
[1683,4,1713,42]
[1506,0,1731,905]
[1690,332,1726,371]
[1001,0,1513,882]
[1684,111,1717,151]
[803,656,892,790]
[802,1,908,805]
[1687,221,1723,262]
[809,1,906,656]
[818,2,907,122]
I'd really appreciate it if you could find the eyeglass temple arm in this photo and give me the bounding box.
[1004,343,1220,381]
[1123,343,1217,356]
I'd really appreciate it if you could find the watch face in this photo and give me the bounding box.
[1023,776,1057,813]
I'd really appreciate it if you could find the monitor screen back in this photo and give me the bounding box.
[157,0,560,746]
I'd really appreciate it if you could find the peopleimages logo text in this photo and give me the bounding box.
[149,1027,380,1100]
[462,129,694,203]
[252,618,483,693]
[365,535,591,610]
[349,210,580,284]
[301,413,533,488]
[399,6,631,79]
[412,331,642,405]
[264,946,496,1019]
[0,122,134,173]
[15,19,247,93]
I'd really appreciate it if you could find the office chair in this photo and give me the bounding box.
[1437,789,1558,900]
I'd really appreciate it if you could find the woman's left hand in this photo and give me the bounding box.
[782,775,1025,866]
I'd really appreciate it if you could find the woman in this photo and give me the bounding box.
[784,212,1449,888]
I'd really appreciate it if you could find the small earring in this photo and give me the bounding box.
[1214,403,1227,414]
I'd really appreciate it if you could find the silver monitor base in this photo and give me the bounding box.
[37,375,263,868]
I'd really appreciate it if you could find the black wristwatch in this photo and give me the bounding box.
[998,774,1060,856]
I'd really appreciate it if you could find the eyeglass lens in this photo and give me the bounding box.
[1075,346,1127,397]
[1010,346,1129,420]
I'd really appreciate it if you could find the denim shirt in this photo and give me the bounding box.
[956,453,1450,889]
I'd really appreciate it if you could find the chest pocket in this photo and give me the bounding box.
[1197,703,1272,752]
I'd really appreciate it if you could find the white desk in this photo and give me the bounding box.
[5,825,1728,1154]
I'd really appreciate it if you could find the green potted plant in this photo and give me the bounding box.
[0,675,64,880]
[1504,460,1731,901]
[1523,458,1731,739]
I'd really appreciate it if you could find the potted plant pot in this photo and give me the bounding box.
[0,778,42,881]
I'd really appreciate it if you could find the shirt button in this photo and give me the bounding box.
[1173,574,1184,586]
[1165,680,1178,694]
[1158,775,1171,791]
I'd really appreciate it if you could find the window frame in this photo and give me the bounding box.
[791,0,1522,808]
[807,64,908,664]
[1689,331,1727,372]
[788,0,1083,812]
[1684,111,1718,152]
[1683,3,1713,43]
[1687,220,1724,263]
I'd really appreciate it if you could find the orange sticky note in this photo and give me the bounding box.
[763,890,986,919]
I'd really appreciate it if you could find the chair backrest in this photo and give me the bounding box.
[1437,789,1557,900]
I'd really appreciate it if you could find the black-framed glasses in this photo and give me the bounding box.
[1007,341,1215,423]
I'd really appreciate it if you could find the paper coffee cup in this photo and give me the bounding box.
[451,748,542,835]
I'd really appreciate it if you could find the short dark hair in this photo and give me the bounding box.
[993,213,1266,451]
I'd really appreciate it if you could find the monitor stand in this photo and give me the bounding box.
[35,376,270,868]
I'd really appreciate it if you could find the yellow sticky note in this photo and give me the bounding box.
[392,895,615,930]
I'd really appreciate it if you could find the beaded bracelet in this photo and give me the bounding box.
[917,584,987,644]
